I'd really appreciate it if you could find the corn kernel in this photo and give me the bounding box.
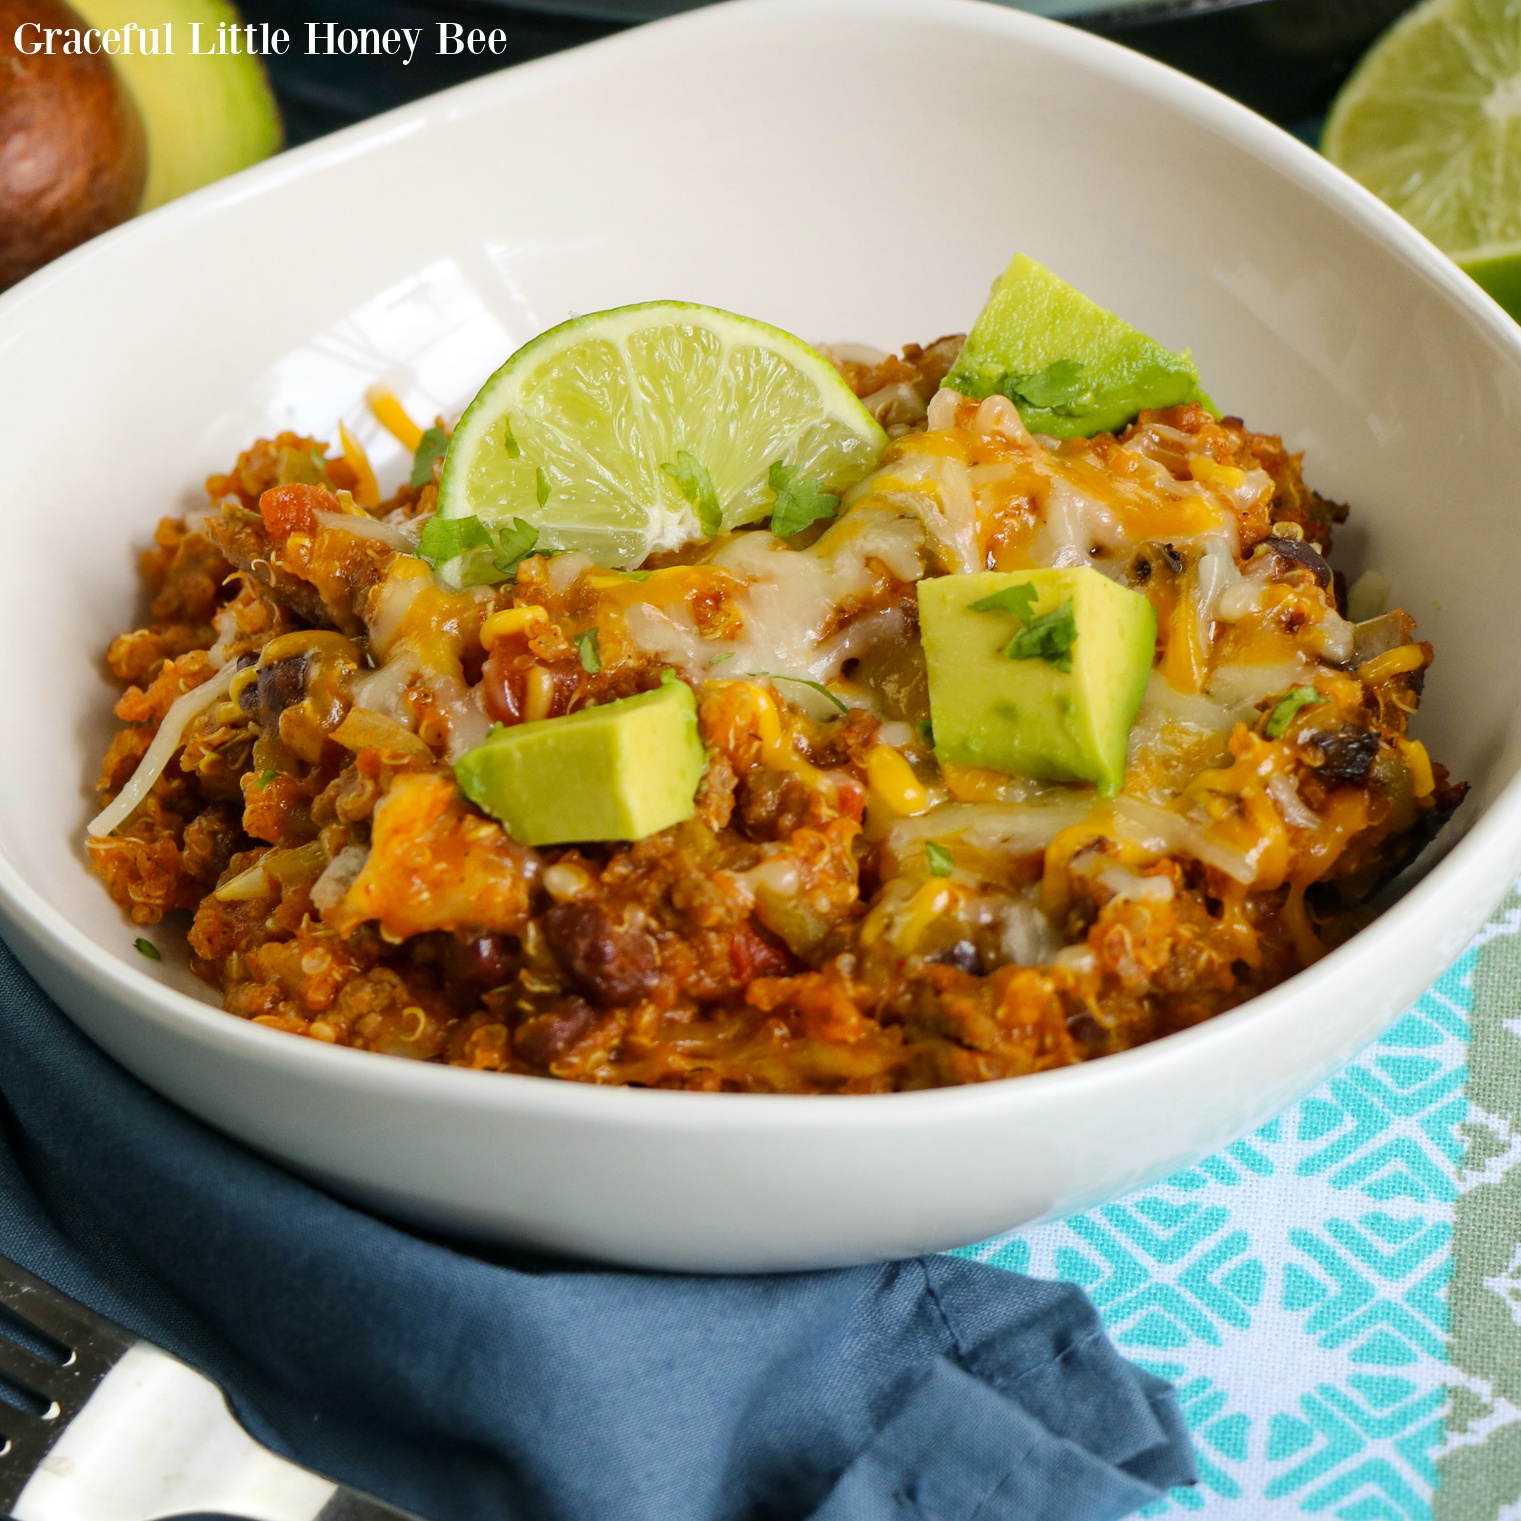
[865,745,930,816]
[480,605,548,652]
[524,665,556,723]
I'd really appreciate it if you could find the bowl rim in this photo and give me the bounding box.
[3,0,1519,1128]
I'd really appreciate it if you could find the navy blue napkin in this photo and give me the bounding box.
[0,938,1194,1520]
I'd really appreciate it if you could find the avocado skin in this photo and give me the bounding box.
[454,677,706,847]
[943,253,1209,438]
[918,568,1156,798]
[0,0,147,290]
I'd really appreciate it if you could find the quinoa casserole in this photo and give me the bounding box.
[86,297,1464,1094]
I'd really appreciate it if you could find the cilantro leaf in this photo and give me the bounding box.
[971,581,1077,669]
[418,513,492,565]
[1264,686,1326,739]
[576,628,601,674]
[708,651,735,665]
[970,583,1039,622]
[492,517,540,578]
[768,461,840,538]
[502,416,521,459]
[660,451,722,538]
[926,841,954,878]
[995,358,1089,413]
[253,770,278,790]
[410,426,447,489]
[134,937,161,961]
[1004,599,1078,672]
[536,467,551,507]
[750,671,848,715]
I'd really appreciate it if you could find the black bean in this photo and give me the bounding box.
[1067,1011,1106,1057]
[514,998,600,1068]
[542,900,659,1007]
[444,933,516,991]
[1261,536,1332,588]
[1304,727,1379,782]
[932,940,982,974]
[239,654,309,724]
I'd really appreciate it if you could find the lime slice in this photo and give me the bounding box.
[434,302,888,579]
[942,254,1209,439]
[1323,0,1521,316]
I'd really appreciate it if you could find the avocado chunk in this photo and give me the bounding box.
[942,254,1210,439]
[918,567,1156,797]
[454,676,706,846]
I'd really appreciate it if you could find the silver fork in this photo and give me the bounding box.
[0,1251,427,1521]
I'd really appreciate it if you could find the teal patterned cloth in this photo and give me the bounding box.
[956,884,1521,1519]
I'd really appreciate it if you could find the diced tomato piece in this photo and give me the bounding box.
[729,918,795,982]
[259,483,336,540]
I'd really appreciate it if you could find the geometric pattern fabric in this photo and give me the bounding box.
[956,886,1521,1519]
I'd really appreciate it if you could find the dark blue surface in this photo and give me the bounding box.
[0,940,1194,1519]
[235,0,1412,149]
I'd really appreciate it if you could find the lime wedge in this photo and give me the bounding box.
[1323,0,1521,317]
[942,254,1209,438]
[433,302,888,579]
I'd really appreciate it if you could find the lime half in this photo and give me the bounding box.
[434,302,888,578]
[1324,0,1521,316]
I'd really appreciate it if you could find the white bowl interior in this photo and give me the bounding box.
[2,0,1520,1268]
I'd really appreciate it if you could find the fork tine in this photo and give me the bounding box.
[0,1255,133,1356]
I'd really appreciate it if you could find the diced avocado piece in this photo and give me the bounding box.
[943,254,1211,439]
[454,676,705,845]
[918,567,1156,797]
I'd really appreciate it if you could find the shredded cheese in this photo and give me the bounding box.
[88,665,237,837]
[1357,643,1425,685]
[1397,737,1436,799]
[338,422,381,510]
[366,385,424,451]
[865,746,930,818]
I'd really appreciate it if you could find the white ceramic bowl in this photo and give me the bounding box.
[3,0,1520,1273]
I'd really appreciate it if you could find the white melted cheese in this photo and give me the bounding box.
[357,556,495,759]
[622,505,927,689]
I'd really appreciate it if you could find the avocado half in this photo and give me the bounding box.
[0,0,148,289]
[72,0,281,211]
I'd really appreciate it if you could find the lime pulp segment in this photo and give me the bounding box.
[434,302,888,579]
[1323,0,1521,304]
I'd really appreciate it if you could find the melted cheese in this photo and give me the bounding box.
[615,505,925,690]
[335,389,1380,912]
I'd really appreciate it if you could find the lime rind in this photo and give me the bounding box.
[434,301,888,580]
